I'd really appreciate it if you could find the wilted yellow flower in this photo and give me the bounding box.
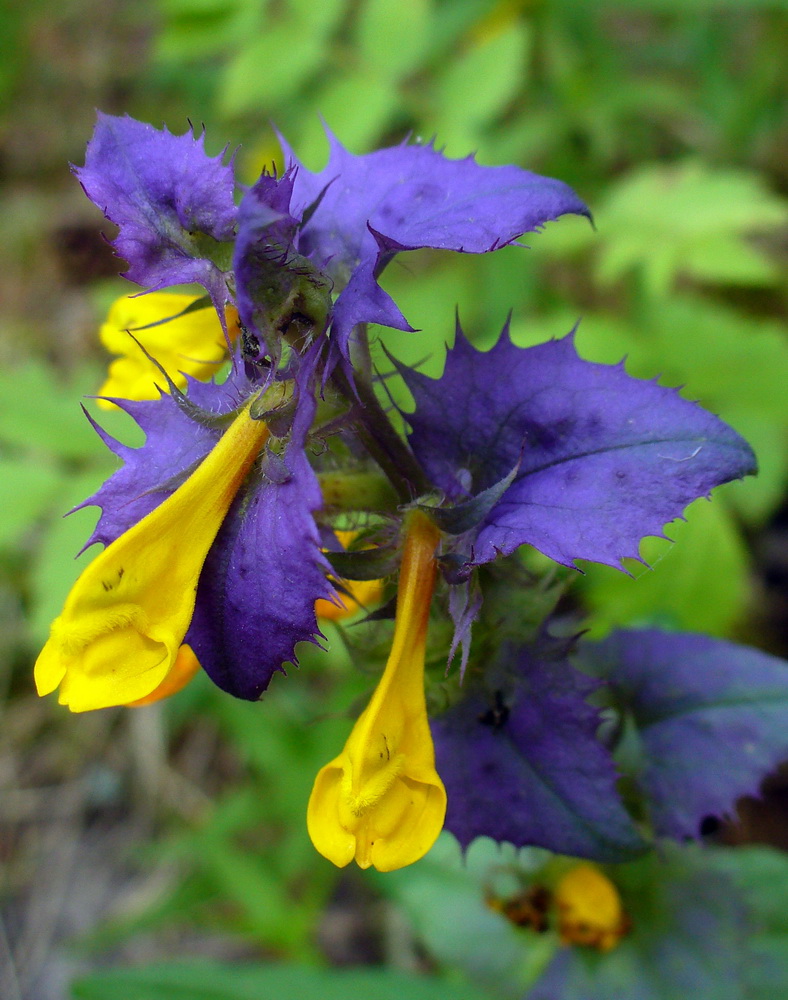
[35,399,269,712]
[307,511,446,872]
[97,292,240,409]
[555,863,630,952]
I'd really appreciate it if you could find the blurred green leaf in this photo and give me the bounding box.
[430,19,531,155]
[297,69,401,153]
[526,846,788,1000]
[219,27,323,116]
[710,847,788,1000]
[71,961,495,1000]
[375,834,555,1000]
[156,0,258,62]
[27,470,107,645]
[0,363,104,462]
[0,458,63,547]
[357,0,433,81]
[579,497,750,638]
[594,162,787,295]
[215,0,348,115]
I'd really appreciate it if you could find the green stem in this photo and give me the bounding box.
[331,362,430,503]
[317,471,399,512]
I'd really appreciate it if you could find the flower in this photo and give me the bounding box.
[97,292,241,409]
[555,864,629,952]
[35,397,270,711]
[43,112,784,886]
[307,511,447,872]
[77,113,591,376]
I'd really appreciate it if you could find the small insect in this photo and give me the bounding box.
[478,689,510,729]
[240,322,261,361]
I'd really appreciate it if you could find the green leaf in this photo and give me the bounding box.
[27,470,108,645]
[375,834,556,999]
[430,20,531,155]
[71,961,495,1000]
[218,26,325,114]
[0,458,64,547]
[594,161,788,294]
[357,0,433,81]
[710,847,788,1000]
[155,0,264,63]
[297,69,402,153]
[0,363,104,462]
[579,497,750,637]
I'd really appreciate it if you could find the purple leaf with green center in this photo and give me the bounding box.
[399,321,756,570]
[75,114,237,313]
[431,644,646,860]
[580,630,788,839]
[528,846,757,1000]
[275,128,590,355]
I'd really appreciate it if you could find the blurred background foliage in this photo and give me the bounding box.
[0,1,787,998]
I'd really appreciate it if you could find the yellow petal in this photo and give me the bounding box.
[555,863,630,952]
[97,293,240,410]
[35,399,269,712]
[307,510,447,872]
[126,643,202,707]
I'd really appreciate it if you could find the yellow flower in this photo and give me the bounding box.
[307,510,446,872]
[97,293,240,409]
[35,399,269,712]
[555,863,630,952]
[315,529,384,622]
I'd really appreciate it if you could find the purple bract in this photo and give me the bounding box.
[400,321,756,570]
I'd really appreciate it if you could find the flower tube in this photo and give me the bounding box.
[35,398,269,712]
[307,510,446,872]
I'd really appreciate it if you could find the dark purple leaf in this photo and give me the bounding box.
[401,322,756,570]
[281,128,589,356]
[581,630,788,839]
[75,114,237,311]
[187,444,333,701]
[431,644,646,860]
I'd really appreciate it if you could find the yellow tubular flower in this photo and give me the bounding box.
[35,400,269,712]
[307,510,446,872]
[555,863,630,952]
[97,293,241,409]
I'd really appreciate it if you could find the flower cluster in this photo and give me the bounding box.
[37,114,788,880]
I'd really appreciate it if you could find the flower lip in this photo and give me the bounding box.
[307,510,447,872]
[35,396,270,712]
